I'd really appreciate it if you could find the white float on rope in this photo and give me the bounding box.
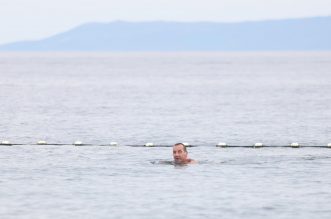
[254,143,263,148]
[110,142,118,146]
[290,142,300,148]
[37,140,47,145]
[216,142,227,147]
[73,141,83,146]
[1,140,11,145]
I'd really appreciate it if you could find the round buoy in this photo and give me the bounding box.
[144,143,154,147]
[183,142,190,147]
[290,142,300,148]
[216,142,227,147]
[327,143,331,148]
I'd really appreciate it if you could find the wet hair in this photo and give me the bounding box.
[174,143,187,152]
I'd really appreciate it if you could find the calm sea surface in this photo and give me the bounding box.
[0,52,331,218]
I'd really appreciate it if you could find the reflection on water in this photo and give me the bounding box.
[150,160,175,165]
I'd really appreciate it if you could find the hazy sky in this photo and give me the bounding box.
[1,0,330,44]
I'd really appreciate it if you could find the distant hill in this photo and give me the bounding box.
[0,17,330,51]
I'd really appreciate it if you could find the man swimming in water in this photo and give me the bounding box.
[173,143,197,164]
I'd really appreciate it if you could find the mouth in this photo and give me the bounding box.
[174,158,182,163]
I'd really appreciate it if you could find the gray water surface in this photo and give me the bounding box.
[0,146,330,219]
[1,52,331,145]
[0,52,331,218]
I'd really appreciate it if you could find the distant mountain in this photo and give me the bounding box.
[0,17,330,51]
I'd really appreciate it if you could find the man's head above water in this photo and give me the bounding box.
[172,143,196,164]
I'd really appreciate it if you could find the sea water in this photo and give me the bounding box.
[0,52,330,218]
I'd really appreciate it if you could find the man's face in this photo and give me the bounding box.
[173,144,188,164]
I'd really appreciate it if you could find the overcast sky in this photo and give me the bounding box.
[0,0,330,44]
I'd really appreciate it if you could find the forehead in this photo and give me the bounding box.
[173,144,185,151]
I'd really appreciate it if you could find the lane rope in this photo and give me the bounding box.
[1,141,331,148]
